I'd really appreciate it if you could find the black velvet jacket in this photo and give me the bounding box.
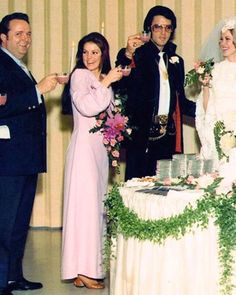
[116,40,196,150]
[0,49,46,176]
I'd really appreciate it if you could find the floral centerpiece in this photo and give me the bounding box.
[184,58,214,100]
[90,92,132,173]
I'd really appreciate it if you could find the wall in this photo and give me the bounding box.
[1,0,236,227]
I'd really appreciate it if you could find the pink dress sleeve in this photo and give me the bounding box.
[70,68,113,117]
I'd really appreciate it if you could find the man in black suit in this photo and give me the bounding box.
[116,5,196,180]
[0,12,58,295]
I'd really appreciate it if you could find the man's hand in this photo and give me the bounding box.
[37,74,58,94]
[125,34,144,58]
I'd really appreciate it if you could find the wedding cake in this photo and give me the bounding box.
[156,154,214,180]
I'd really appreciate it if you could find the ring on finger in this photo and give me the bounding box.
[133,42,137,47]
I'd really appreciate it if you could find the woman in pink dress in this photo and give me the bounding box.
[61,32,122,289]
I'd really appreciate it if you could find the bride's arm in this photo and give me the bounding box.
[202,86,210,112]
[200,74,211,112]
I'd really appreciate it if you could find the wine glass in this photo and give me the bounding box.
[140,30,151,43]
[56,73,69,84]
[121,65,131,77]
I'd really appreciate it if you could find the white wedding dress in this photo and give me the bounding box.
[195,60,236,168]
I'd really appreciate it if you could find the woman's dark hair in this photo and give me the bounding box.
[61,32,111,115]
[143,5,176,41]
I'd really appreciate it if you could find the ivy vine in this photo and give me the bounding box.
[104,178,236,295]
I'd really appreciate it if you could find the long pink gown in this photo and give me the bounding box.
[61,69,113,280]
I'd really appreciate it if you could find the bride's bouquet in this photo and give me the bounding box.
[184,58,214,100]
[214,121,236,161]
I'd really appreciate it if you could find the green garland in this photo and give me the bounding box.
[104,178,236,295]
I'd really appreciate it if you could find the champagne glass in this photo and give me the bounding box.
[121,65,131,77]
[56,73,69,84]
[140,30,151,43]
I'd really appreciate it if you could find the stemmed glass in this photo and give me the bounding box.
[56,73,69,84]
[121,65,131,77]
[140,30,151,43]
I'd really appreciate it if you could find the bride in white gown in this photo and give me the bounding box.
[193,18,236,168]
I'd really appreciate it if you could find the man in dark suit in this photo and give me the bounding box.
[0,12,58,295]
[116,5,196,180]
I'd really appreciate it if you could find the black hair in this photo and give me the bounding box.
[0,12,29,37]
[61,32,111,115]
[143,5,176,41]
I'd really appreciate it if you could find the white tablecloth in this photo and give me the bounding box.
[109,185,236,295]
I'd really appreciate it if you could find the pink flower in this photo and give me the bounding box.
[103,138,109,145]
[112,160,118,167]
[110,138,117,147]
[186,175,195,184]
[194,61,201,70]
[117,135,124,142]
[89,94,133,173]
[96,120,103,127]
[210,172,219,179]
[111,150,120,158]
[99,112,107,120]
[163,178,172,186]
[106,113,126,131]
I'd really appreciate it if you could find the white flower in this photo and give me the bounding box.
[169,56,179,64]
[114,99,121,106]
[216,177,233,195]
[126,128,132,135]
[196,66,204,74]
[220,133,236,155]
[222,19,236,33]
[197,174,214,189]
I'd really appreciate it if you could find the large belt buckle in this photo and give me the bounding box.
[148,114,168,141]
[153,114,168,134]
[153,114,168,125]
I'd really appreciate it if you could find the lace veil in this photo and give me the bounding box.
[200,17,236,62]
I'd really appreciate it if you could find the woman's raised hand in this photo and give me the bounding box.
[101,67,123,88]
[199,73,211,87]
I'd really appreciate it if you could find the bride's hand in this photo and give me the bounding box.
[199,73,211,87]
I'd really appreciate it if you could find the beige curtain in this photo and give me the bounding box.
[1,0,236,227]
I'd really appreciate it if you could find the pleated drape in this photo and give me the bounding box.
[0,0,236,227]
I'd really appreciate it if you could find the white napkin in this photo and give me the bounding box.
[0,125,10,139]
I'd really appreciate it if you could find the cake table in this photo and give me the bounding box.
[109,182,236,295]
